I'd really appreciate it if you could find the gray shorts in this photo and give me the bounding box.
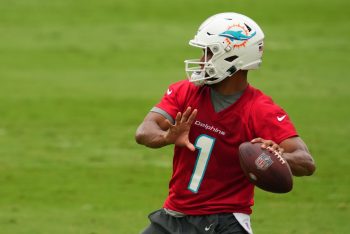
[141,209,249,234]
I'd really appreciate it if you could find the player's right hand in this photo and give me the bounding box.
[164,107,197,151]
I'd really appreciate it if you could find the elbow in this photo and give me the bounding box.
[288,152,316,176]
[300,154,316,176]
[135,131,144,145]
[135,126,146,145]
[304,151,316,176]
[135,134,141,145]
[306,159,316,176]
[292,163,315,177]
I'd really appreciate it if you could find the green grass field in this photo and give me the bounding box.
[0,0,349,233]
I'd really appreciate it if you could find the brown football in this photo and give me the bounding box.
[238,142,293,193]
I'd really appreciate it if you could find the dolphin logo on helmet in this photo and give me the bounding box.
[219,30,256,42]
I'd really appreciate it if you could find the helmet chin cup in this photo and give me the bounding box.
[191,71,206,86]
[184,12,264,85]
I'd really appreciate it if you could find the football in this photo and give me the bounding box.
[238,142,293,193]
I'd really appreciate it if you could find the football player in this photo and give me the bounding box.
[135,12,315,234]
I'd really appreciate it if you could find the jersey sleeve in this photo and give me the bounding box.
[251,96,298,144]
[152,80,190,123]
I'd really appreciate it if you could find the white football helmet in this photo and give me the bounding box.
[185,12,265,86]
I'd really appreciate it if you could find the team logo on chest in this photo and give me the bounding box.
[194,120,226,136]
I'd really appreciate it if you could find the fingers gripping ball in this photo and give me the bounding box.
[238,142,293,193]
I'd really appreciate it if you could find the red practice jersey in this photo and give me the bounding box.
[154,80,297,215]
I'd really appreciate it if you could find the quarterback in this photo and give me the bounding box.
[135,12,315,234]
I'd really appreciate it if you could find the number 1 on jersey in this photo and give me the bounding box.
[188,134,216,193]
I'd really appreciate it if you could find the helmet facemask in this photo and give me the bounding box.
[185,41,234,86]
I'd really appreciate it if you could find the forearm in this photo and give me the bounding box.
[283,150,315,176]
[135,121,169,148]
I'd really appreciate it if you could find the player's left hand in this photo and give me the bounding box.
[251,137,284,155]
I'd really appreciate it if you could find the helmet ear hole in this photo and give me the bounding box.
[224,56,239,62]
[211,46,219,53]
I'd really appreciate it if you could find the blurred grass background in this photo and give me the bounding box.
[0,0,349,233]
